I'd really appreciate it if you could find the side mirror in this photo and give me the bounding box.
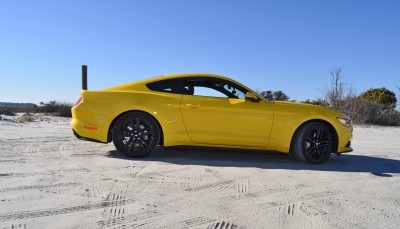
[245,92,259,102]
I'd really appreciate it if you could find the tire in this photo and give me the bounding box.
[292,122,334,164]
[112,112,160,158]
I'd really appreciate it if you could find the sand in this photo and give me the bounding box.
[0,114,399,228]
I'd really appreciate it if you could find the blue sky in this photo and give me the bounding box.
[1,0,399,104]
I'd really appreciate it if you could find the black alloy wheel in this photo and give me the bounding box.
[112,112,160,157]
[292,122,334,164]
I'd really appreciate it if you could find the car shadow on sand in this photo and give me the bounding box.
[107,147,400,177]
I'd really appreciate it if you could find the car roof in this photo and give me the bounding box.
[149,73,233,82]
[102,73,265,101]
[104,73,239,91]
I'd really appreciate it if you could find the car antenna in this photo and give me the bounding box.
[82,65,88,90]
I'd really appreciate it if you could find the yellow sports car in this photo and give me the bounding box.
[71,70,353,164]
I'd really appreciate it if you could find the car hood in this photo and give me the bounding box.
[272,101,345,118]
[273,100,320,108]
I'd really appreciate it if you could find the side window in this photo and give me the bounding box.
[146,79,185,94]
[182,78,248,99]
[223,84,246,99]
[193,87,227,98]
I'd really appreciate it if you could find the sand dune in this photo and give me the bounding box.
[0,115,399,228]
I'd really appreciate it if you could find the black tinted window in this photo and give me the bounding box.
[146,79,186,94]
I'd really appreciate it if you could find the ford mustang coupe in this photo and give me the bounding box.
[71,72,353,164]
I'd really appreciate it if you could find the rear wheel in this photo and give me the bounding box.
[112,112,160,157]
[292,122,334,164]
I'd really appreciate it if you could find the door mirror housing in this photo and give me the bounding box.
[245,92,259,102]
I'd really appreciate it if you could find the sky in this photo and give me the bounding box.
[0,0,399,104]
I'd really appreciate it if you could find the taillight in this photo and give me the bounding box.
[74,96,83,106]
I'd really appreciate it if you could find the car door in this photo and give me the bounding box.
[180,77,274,148]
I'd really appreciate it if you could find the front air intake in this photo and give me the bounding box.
[345,141,351,148]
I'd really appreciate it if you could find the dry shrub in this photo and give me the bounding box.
[0,106,36,114]
[0,110,16,116]
[1,101,72,118]
[18,112,35,123]
[36,101,72,117]
[329,94,400,126]
[320,67,400,126]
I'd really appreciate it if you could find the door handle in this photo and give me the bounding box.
[186,104,202,108]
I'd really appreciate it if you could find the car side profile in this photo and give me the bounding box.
[71,71,353,164]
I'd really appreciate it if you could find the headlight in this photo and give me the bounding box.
[337,117,351,127]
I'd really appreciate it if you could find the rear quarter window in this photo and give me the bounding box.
[146,79,186,94]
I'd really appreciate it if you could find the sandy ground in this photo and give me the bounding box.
[0,114,400,229]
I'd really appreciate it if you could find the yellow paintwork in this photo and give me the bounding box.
[71,73,353,153]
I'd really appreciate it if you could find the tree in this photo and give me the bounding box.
[324,67,345,110]
[302,99,327,107]
[257,90,290,101]
[258,90,273,101]
[320,67,358,110]
[273,91,290,101]
[317,67,400,125]
[360,87,397,109]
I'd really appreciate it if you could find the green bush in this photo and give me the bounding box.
[302,99,327,107]
[258,90,290,101]
[361,87,397,109]
[318,68,400,126]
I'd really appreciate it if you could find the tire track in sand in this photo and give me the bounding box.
[0,198,136,221]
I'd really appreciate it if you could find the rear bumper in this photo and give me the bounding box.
[72,129,106,143]
[71,103,111,143]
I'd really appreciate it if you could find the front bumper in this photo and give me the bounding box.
[337,124,353,153]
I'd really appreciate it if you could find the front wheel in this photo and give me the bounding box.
[292,122,334,164]
[112,112,160,158]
